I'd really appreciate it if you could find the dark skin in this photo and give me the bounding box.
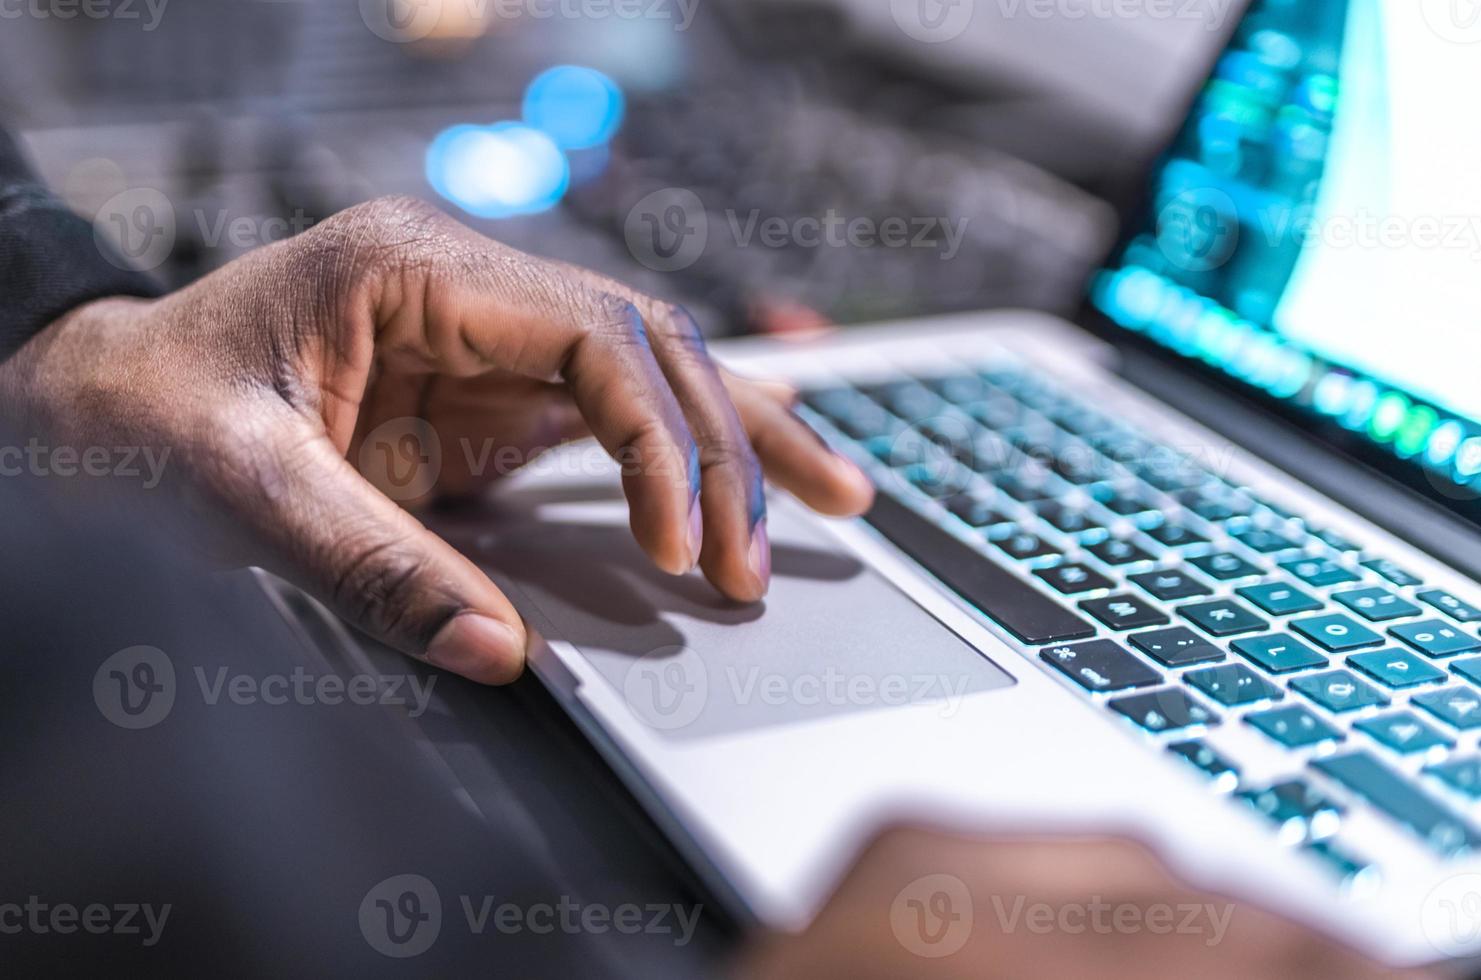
[0,195,873,684]
[740,828,1441,980]
[1,197,1439,976]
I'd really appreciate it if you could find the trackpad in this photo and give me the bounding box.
[442,487,1015,740]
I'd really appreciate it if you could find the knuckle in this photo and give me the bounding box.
[328,534,449,647]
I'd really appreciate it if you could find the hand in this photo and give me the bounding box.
[1,196,874,684]
[737,827,1436,980]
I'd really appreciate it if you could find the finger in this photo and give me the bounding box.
[316,199,703,576]
[247,411,528,684]
[564,279,770,600]
[723,370,875,517]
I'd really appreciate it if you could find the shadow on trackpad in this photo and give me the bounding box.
[438,488,1016,741]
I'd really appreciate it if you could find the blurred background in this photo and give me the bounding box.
[0,0,1234,337]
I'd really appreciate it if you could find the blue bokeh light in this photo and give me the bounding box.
[426,121,570,219]
[522,65,625,150]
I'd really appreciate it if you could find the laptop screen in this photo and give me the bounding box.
[1091,0,1481,508]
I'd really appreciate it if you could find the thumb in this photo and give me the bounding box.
[242,418,527,685]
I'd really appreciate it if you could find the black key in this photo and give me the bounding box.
[1419,590,1481,625]
[1279,557,1360,588]
[1080,594,1169,630]
[1313,528,1360,552]
[1180,599,1267,637]
[1087,538,1153,566]
[1354,712,1452,753]
[1246,704,1342,748]
[1233,527,1303,554]
[1035,563,1114,595]
[1167,739,1239,790]
[1130,627,1224,667]
[1129,569,1212,601]
[1311,751,1481,856]
[906,463,970,498]
[864,493,1095,645]
[1188,553,1262,581]
[995,532,1060,561]
[1426,757,1481,799]
[1346,649,1447,689]
[1109,687,1218,732]
[995,472,1054,502]
[1093,485,1154,516]
[863,381,939,421]
[1289,670,1388,712]
[944,494,1008,528]
[1412,687,1481,730]
[1290,614,1384,652]
[1230,634,1327,674]
[1236,581,1323,616]
[1237,780,1342,842]
[1332,587,1422,623]
[1040,640,1161,693]
[1390,619,1481,658]
[1146,522,1207,548]
[1036,502,1102,535]
[1184,663,1283,706]
[1305,841,1375,886]
[1450,656,1481,687]
[1362,558,1422,587]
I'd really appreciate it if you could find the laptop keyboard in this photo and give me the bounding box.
[800,363,1481,884]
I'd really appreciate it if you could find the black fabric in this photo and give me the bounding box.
[0,126,163,362]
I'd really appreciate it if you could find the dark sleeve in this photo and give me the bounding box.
[0,125,164,362]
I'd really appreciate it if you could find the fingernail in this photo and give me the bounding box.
[746,518,771,597]
[427,614,524,683]
[834,452,873,491]
[686,496,704,571]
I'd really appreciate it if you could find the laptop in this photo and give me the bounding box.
[323,0,1481,966]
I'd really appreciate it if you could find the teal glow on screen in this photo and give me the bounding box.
[1093,0,1481,493]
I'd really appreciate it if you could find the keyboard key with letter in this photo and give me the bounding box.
[1291,614,1384,652]
[1289,670,1388,713]
[1346,649,1446,689]
[1230,634,1327,674]
[1390,619,1481,658]
[1041,640,1161,693]
[1180,599,1267,638]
